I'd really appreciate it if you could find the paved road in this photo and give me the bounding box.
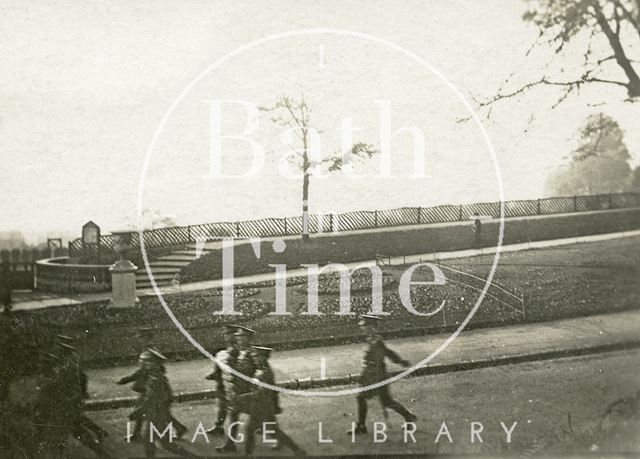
[88,348,640,457]
[87,309,640,401]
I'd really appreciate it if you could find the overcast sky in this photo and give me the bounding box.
[1,0,638,240]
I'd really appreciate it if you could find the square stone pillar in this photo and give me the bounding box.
[110,259,138,308]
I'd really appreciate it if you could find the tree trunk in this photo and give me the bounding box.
[301,133,310,242]
[302,171,310,241]
[594,2,640,98]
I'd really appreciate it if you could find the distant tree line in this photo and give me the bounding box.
[545,113,640,196]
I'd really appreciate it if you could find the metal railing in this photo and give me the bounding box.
[69,192,640,259]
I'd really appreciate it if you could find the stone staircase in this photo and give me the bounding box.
[135,243,218,289]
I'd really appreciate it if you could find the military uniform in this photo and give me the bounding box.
[242,346,305,456]
[118,328,156,397]
[205,344,238,431]
[140,367,173,428]
[55,342,88,438]
[56,342,88,399]
[118,348,153,439]
[118,348,153,392]
[140,350,195,459]
[118,330,186,441]
[233,347,256,403]
[216,326,256,453]
[360,335,406,385]
[55,338,109,445]
[354,315,416,433]
[34,352,70,455]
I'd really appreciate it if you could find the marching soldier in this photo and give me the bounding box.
[55,337,109,446]
[117,327,157,441]
[352,315,416,434]
[55,341,87,434]
[139,349,196,459]
[242,346,306,457]
[204,324,239,435]
[117,327,186,441]
[34,351,69,455]
[55,336,88,399]
[216,325,256,453]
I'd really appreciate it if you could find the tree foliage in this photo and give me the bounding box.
[545,113,638,195]
[127,208,177,230]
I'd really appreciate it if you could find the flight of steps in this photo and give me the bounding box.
[135,243,217,289]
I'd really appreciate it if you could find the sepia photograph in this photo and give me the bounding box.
[1,1,639,457]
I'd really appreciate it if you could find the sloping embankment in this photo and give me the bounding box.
[180,207,640,282]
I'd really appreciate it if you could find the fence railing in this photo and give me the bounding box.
[0,247,65,264]
[0,248,66,290]
[0,262,36,290]
[68,192,640,260]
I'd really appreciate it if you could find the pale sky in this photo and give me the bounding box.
[1,0,638,240]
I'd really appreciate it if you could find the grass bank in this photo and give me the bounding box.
[179,208,640,282]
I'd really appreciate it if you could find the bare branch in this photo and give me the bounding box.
[613,4,622,37]
[525,30,545,57]
[589,113,606,158]
[583,27,597,66]
[281,97,304,132]
[597,55,617,65]
[551,85,575,109]
[476,74,628,109]
[481,0,640,113]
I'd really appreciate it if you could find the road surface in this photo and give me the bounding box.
[87,348,640,457]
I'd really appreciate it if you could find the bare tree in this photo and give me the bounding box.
[127,208,177,230]
[260,94,377,241]
[478,0,640,113]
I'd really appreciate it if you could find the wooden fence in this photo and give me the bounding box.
[0,247,68,290]
[68,192,640,260]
